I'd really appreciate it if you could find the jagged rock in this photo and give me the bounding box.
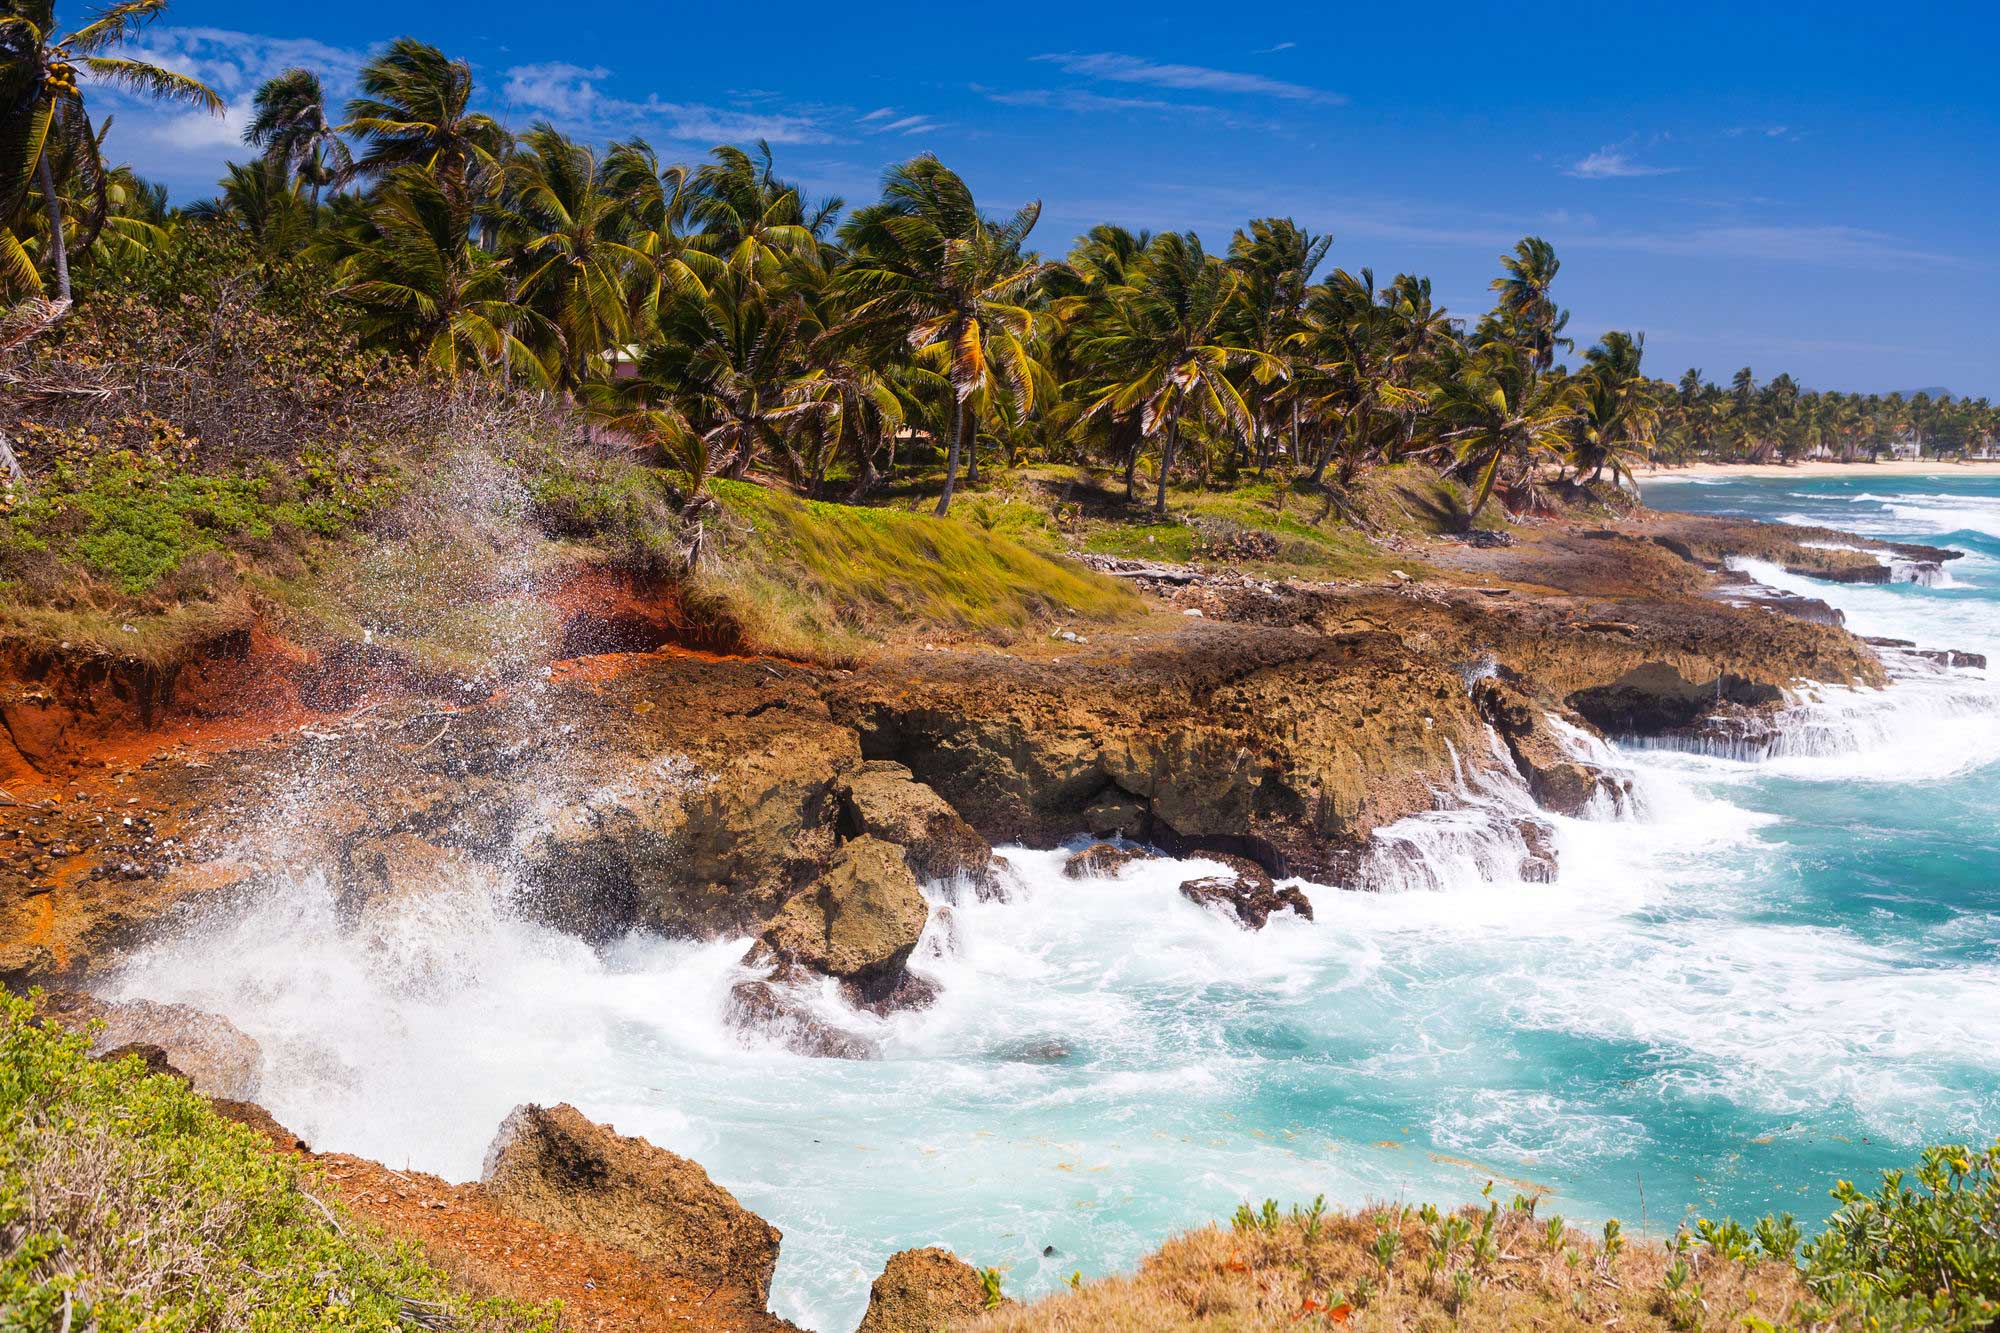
[1061,841,1159,879]
[342,832,468,909]
[1082,788,1148,838]
[1179,854,1313,930]
[725,980,878,1060]
[1567,662,1783,739]
[840,760,996,889]
[480,1102,782,1306]
[1913,648,1987,670]
[41,992,262,1100]
[824,625,1487,886]
[1516,819,1559,883]
[857,1247,990,1333]
[97,1041,187,1082]
[746,836,930,1004]
[210,1097,310,1151]
[1472,679,1624,817]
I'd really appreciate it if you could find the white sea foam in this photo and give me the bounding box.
[103,525,2000,1331]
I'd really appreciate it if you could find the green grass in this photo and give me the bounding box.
[0,992,555,1332]
[703,479,1142,660]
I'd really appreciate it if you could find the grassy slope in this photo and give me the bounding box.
[697,478,1144,661]
[0,993,554,1331]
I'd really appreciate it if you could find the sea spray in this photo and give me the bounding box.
[103,475,2000,1332]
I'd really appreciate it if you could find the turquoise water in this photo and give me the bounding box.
[111,473,2000,1331]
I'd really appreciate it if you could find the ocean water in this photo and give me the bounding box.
[109,473,2000,1332]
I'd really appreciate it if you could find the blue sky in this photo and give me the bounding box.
[87,0,1999,396]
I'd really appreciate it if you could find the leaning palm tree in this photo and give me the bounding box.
[1486,236,1570,378]
[0,0,220,310]
[245,68,349,210]
[1071,231,1282,515]
[839,155,1057,515]
[340,38,503,207]
[1568,331,1659,485]
[683,142,824,282]
[330,169,549,385]
[1434,344,1579,516]
[502,124,654,387]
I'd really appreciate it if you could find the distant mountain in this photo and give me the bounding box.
[1901,386,1955,399]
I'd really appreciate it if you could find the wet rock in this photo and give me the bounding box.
[1472,679,1625,817]
[1081,788,1148,839]
[1567,662,1783,738]
[725,980,878,1060]
[746,836,930,1004]
[42,992,262,1100]
[992,1037,1073,1064]
[1179,855,1313,930]
[839,760,996,889]
[1913,648,1987,670]
[97,1042,188,1082]
[1516,819,1559,883]
[480,1102,782,1306]
[1061,841,1159,879]
[857,1247,989,1333]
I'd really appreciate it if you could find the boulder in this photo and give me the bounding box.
[747,837,930,1003]
[42,992,262,1100]
[1178,854,1313,930]
[725,979,879,1061]
[1515,819,1560,883]
[857,1247,989,1333]
[1061,842,1159,880]
[840,761,996,889]
[1473,679,1625,817]
[480,1102,782,1306]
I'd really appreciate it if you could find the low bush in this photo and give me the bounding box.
[0,993,556,1331]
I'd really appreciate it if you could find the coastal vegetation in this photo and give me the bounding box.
[7,13,1992,581]
[0,992,556,1331]
[9,992,2000,1330]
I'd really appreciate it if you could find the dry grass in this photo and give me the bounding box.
[975,1202,1814,1332]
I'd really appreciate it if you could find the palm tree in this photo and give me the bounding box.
[840,155,1057,515]
[245,68,349,210]
[186,156,314,253]
[502,124,654,386]
[1486,236,1570,377]
[1070,231,1280,515]
[1434,344,1579,516]
[639,270,817,482]
[329,169,548,384]
[341,38,502,207]
[1227,217,1327,474]
[1567,331,1659,485]
[0,0,220,310]
[684,142,823,282]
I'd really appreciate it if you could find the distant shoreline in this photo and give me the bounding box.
[1641,459,2000,481]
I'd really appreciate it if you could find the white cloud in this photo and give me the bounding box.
[1567,147,1680,179]
[498,62,834,145]
[1033,51,1340,103]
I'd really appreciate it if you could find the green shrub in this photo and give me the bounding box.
[0,993,554,1331]
[1797,1141,2000,1329]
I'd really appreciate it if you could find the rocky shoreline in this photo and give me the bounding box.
[2,505,1982,1329]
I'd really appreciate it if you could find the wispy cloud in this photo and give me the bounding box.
[1567,147,1681,179]
[500,61,835,145]
[1033,51,1340,104]
[981,86,1277,133]
[1256,41,1298,53]
[85,26,370,196]
[855,108,943,136]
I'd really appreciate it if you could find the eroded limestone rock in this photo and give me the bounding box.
[480,1102,782,1306]
[857,1246,989,1333]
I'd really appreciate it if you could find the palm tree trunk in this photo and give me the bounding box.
[934,399,964,516]
[1154,414,1178,516]
[36,153,72,313]
[965,421,981,484]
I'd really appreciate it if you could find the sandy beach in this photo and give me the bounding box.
[1642,459,2000,481]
